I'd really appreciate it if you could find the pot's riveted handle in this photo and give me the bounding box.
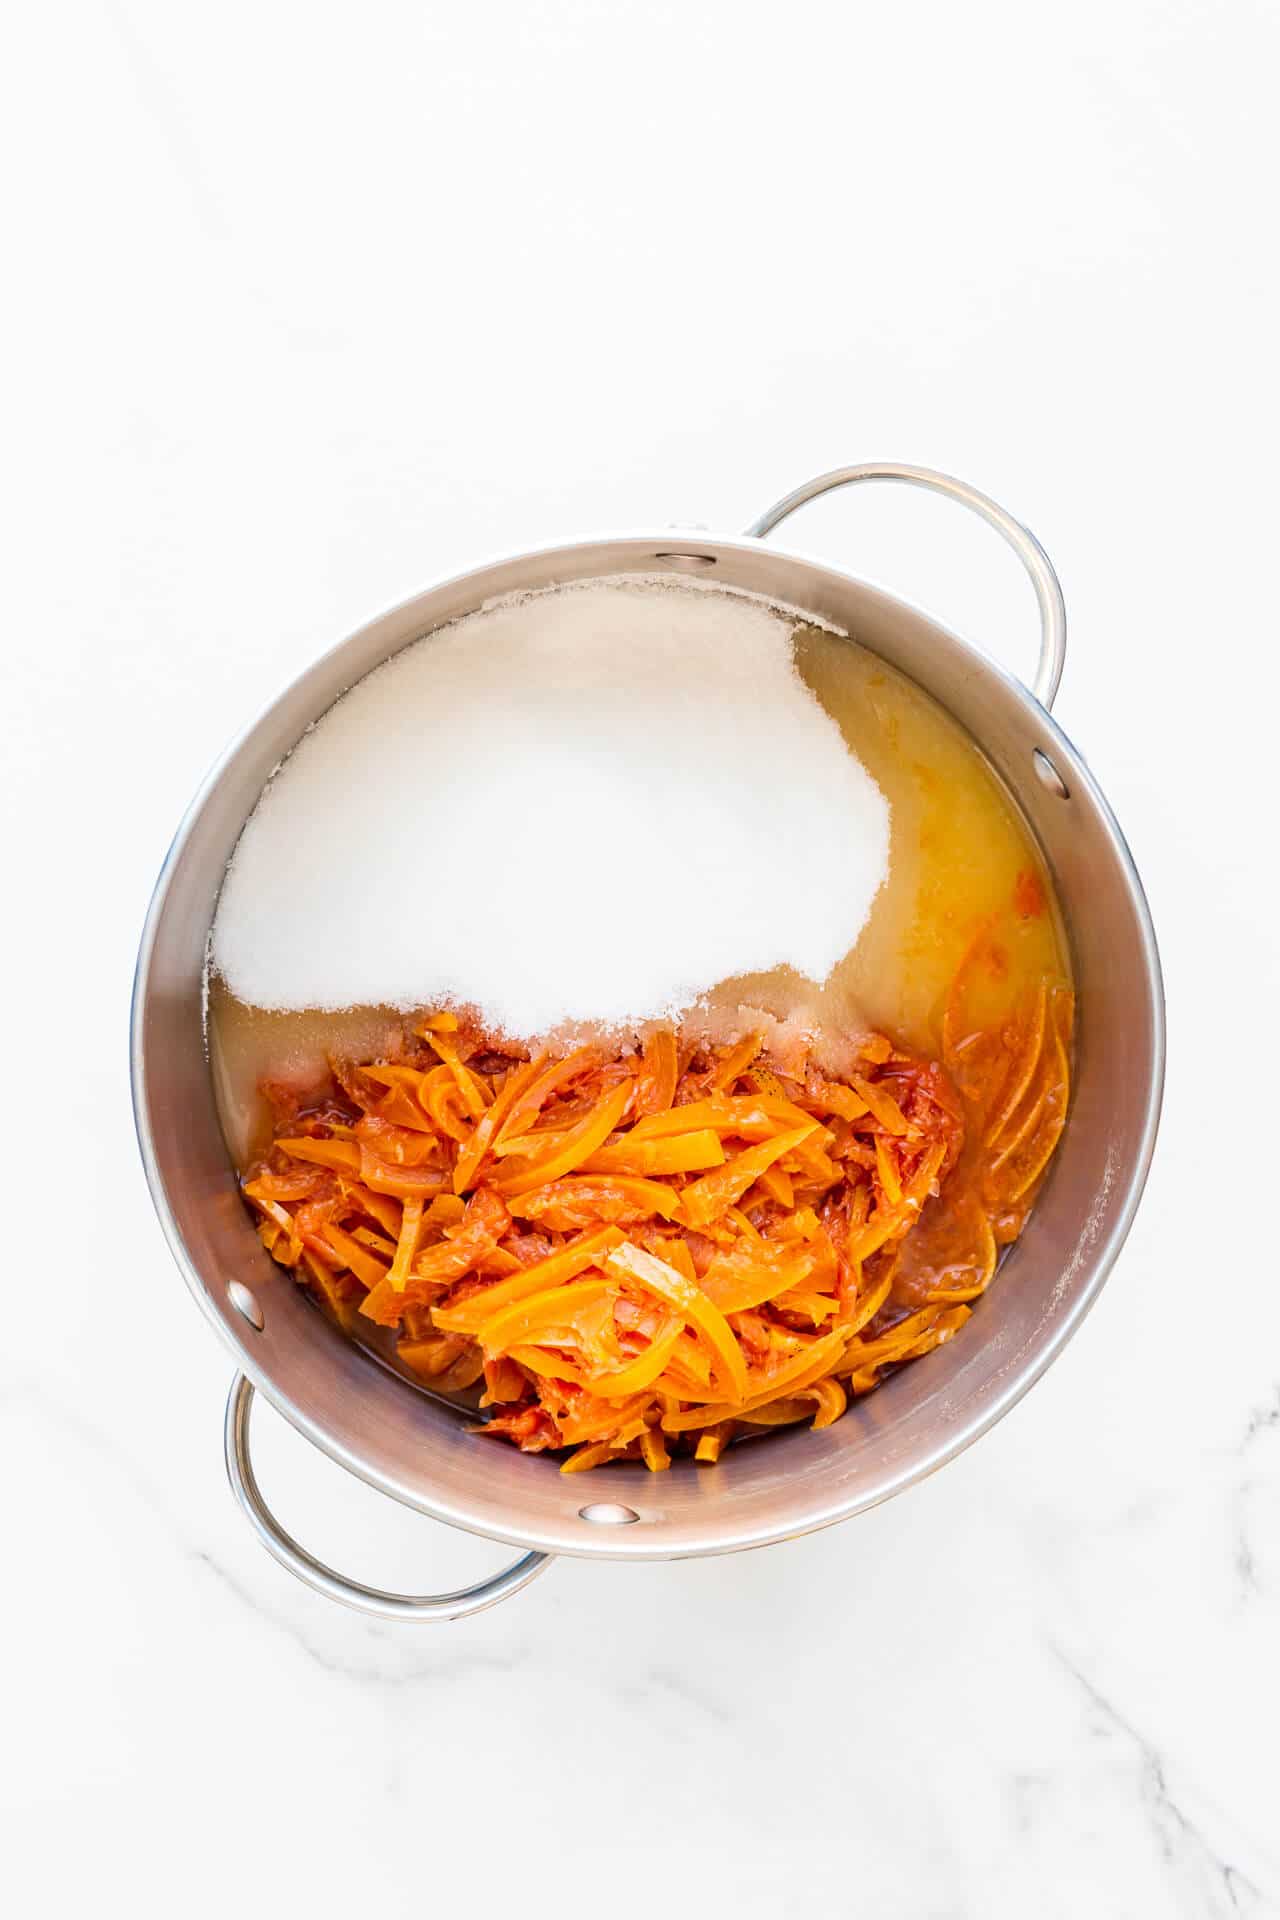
[224,1375,553,1622]
[745,463,1066,711]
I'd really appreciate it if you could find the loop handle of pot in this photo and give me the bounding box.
[745,463,1066,712]
[224,1374,553,1622]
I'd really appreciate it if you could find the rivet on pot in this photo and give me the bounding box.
[1033,748,1069,798]
[653,551,717,572]
[228,1281,265,1330]
[579,1502,641,1525]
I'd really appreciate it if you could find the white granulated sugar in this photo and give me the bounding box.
[211,580,891,1036]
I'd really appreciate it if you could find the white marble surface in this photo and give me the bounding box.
[6,3,1280,1914]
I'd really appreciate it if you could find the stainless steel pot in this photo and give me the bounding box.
[131,464,1164,1621]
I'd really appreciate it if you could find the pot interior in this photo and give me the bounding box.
[133,534,1162,1559]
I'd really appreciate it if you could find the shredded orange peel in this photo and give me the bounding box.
[244,925,1072,1472]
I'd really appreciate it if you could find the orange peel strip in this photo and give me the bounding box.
[432,1224,625,1334]
[679,1123,819,1230]
[606,1241,749,1402]
[452,1049,551,1195]
[490,1080,634,1197]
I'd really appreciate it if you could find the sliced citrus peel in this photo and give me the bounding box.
[242,956,1072,1472]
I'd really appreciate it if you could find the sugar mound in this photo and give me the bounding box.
[211,579,891,1037]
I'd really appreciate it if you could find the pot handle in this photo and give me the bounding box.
[745,463,1066,711]
[224,1374,553,1622]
